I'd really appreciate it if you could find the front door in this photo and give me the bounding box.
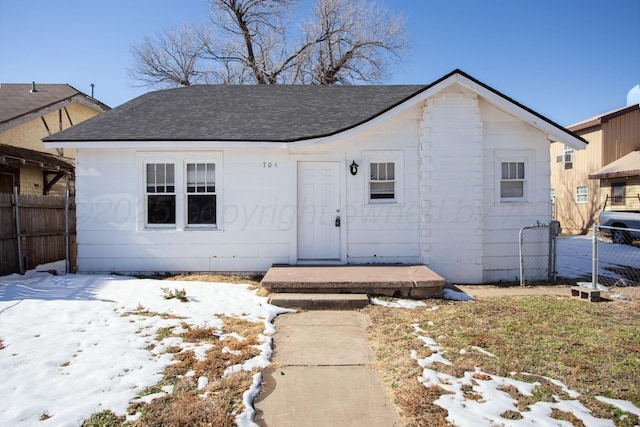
[297,161,341,260]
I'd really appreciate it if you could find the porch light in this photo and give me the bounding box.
[349,161,359,176]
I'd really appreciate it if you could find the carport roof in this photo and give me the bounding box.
[0,144,74,173]
[589,150,640,180]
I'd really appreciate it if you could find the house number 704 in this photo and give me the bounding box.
[263,162,277,168]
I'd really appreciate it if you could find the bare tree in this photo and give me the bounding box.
[130,0,408,87]
[202,0,300,84]
[129,23,213,87]
[295,0,408,84]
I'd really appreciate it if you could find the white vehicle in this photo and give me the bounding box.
[599,210,640,244]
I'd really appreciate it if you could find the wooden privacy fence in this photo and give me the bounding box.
[0,189,76,276]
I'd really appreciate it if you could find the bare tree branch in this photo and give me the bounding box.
[296,0,409,84]
[129,23,216,88]
[203,0,300,84]
[129,0,409,87]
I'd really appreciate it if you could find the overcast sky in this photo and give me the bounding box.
[1,0,638,126]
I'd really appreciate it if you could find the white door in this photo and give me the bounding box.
[297,162,341,260]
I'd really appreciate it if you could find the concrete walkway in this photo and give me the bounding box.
[254,311,401,427]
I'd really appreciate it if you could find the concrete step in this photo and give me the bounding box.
[261,265,445,298]
[269,293,370,310]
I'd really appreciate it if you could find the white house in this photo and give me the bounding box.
[44,70,586,283]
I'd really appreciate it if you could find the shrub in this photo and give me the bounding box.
[161,287,188,302]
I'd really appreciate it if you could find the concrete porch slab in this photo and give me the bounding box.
[261,264,444,298]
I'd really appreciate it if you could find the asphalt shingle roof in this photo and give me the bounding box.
[42,69,588,147]
[44,84,427,143]
[0,83,107,126]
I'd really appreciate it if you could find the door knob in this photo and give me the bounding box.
[335,216,341,227]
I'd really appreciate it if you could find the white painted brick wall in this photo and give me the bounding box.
[420,87,484,283]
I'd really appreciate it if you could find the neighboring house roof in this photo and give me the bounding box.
[569,103,640,132]
[0,83,110,132]
[589,150,640,180]
[43,69,587,149]
[0,143,74,173]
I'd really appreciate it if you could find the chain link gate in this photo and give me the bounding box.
[590,224,640,288]
[519,221,561,286]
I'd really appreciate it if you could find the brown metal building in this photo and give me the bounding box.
[550,103,640,234]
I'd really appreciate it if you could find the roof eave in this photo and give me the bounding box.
[43,139,292,150]
[444,71,588,149]
[0,93,110,133]
[570,104,640,132]
[569,119,602,133]
[589,170,640,180]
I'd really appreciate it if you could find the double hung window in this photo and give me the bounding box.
[495,151,532,203]
[146,163,176,225]
[500,161,525,199]
[370,162,396,201]
[364,150,403,204]
[576,186,588,203]
[142,153,221,230]
[186,163,216,225]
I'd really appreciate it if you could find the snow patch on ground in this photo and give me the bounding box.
[557,235,640,281]
[443,287,475,301]
[595,396,640,417]
[370,286,474,309]
[370,297,428,309]
[0,271,289,426]
[411,321,627,427]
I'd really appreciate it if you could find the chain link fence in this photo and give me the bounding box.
[519,222,561,286]
[590,225,640,288]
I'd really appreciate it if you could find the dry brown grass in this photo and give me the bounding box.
[132,371,254,427]
[126,314,265,426]
[84,308,266,426]
[82,274,271,426]
[608,285,640,303]
[178,323,220,342]
[123,305,186,320]
[365,308,453,426]
[364,294,640,427]
[164,273,263,287]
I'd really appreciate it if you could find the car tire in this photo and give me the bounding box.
[612,229,632,245]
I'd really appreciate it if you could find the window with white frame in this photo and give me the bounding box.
[141,153,221,229]
[576,186,588,203]
[500,161,525,199]
[495,151,532,203]
[146,163,176,225]
[186,163,216,225]
[363,151,403,204]
[370,162,396,200]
